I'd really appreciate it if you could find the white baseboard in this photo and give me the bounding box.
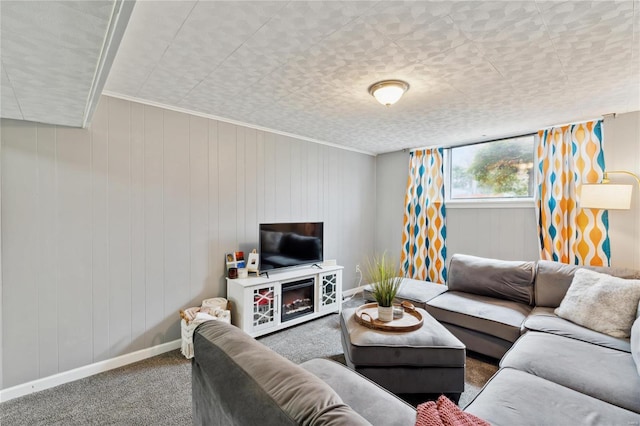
[0,339,181,403]
[342,285,368,298]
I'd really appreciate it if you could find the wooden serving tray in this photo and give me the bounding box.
[354,301,423,332]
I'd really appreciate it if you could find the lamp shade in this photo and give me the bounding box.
[579,184,633,210]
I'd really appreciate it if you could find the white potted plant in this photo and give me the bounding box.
[366,253,402,322]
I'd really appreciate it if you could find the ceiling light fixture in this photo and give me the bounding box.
[368,80,409,106]
[579,170,640,210]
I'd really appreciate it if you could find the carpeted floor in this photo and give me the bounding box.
[1,349,192,426]
[0,296,498,425]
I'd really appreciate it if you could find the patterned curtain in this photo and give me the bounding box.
[535,120,611,266]
[400,148,447,283]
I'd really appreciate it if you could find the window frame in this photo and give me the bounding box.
[444,134,536,209]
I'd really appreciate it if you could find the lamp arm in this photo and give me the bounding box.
[604,170,640,186]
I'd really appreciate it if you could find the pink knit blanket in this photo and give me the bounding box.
[416,395,490,426]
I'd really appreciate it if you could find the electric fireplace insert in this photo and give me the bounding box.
[281,278,315,322]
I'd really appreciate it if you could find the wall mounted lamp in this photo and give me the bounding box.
[368,80,409,106]
[579,170,640,210]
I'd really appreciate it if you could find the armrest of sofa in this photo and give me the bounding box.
[192,321,369,426]
[363,277,447,309]
[300,358,416,426]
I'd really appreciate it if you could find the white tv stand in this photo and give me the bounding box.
[226,265,343,337]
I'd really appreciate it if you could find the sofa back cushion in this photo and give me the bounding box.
[535,260,640,308]
[447,254,536,305]
[193,321,370,426]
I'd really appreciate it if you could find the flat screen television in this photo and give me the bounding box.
[259,222,323,272]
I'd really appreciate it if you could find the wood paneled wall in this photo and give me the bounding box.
[445,207,539,261]
[1,95,375,388]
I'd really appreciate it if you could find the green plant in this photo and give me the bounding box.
[366,253,402,307]
[467,139,533,196]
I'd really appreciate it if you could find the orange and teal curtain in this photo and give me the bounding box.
[400,148,447,283]
[535,120,610,266]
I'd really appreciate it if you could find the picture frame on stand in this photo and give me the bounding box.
[247,250,259,274]
[226,253,237,274]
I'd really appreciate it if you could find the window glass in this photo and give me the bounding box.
[449,136,534,199]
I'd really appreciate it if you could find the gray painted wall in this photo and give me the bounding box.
[603,111,640,270]
[375,110,640,270]
[374,150,407,260]
[0,95,376,389]
[0,133,3,392]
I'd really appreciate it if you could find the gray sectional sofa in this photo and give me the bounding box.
[193,254,640,425]
[365,254,640,424]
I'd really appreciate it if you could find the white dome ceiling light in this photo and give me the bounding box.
[368,80,410,107]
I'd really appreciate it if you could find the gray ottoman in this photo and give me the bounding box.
[363,278,447,310]
[340,306,465,399]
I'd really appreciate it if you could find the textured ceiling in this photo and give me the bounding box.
[3,2,639,154]
[0,1,132,127]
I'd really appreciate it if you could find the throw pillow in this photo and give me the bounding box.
[631,317,640,376]
[555,268,640,338]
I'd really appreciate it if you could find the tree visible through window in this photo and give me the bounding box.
[449,136,534,199]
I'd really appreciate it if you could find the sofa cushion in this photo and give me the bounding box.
[524,307,631,352]
[426,291,532,343]
[632,318,640,376]
[363,278,447,309]
[534,260,640,308]
[501,331,640,413]
[447,254,535,305]
[437,322,513,359]
[554,269,640,338]
[464,368,640,425]
[300,359,416,426]
[193,321,370,426]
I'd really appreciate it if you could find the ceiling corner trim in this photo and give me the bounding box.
[101,91,377,157]
[82,0,136,128]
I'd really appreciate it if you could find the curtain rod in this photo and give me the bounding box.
[538,115,610,131]
[409,132,535,153]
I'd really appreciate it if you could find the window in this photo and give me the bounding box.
[448,135,534,200]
